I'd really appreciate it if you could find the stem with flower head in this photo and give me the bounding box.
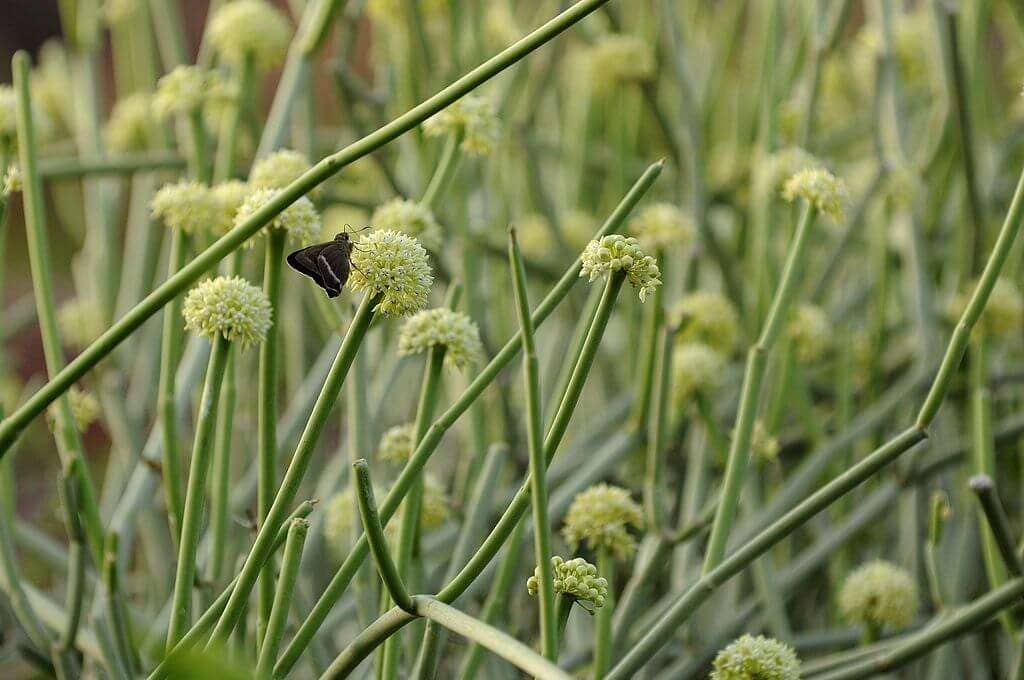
[207,291,381,645]
[0,0,617,456]
[643,323,673,533]
[166,333,231,649]
[256,227,288,651]
[509,227,558,660]
[272,161,661,678]
[421,130,463,208]
[702,201,819,573]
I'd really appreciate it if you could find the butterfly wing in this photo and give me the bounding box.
[287,241,351,298]
[315,242,351,298]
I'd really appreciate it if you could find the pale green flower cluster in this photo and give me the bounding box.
[49,386,101,433]
[207,0,292,70]
[670,291,740,355]
[711,634,801,680]
[839,560,918,630]
[563,484,644,561]
[787,304,833,363]
[782,168,847,221]
[250,149,312,190]
[0,86,18,141]
[151,181,221,235]
[398,308,483,370]
[377,423,415,463]
[528,556,608,610]
[349,230,433,316]
[580,235,661,302]
[153,66,223,118]
[182,276,272,347]
[105,93,157,153]
[235,188,320,246]
[4,165,21,195]
[673,342,726,403]
[587,35,656,93]
[58,297,104,350]
[417,474,450,530]
[628,202,694,253]
[211,180,252,235]
[370,199,443,252]
[950,277,1024,339]
[423,95,500,156]
[750,421,780,463]
[761,147,822,195]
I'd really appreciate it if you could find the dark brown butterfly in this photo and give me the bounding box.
[287,232,355,298]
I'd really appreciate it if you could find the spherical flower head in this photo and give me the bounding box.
[787,304,833,363]
[105,93,157,153]
[750,421,780,463]
[235,188,321,246]
[562,484,644,561]
[377,423,415,464]
[153,66,223,119]
[514,214,554,260]
[182,276,272,347]
[761,147,823,195]
[29,42,70,139]
[528,556,609,611]
[580,235,661,302]
[249,149,312,190]
[398,308,483,370]
[839,560,918,630]
[670,291,740,355]
[208,0,291,70]
[0,85,51,148]
[58,297,104,350]
[370,199,443,252]
[349,230,433,316]
[423,95,500,156]
[211,180,252,235]
[673,342,726,403]
[587,35,656,93]
[628,203,694,253]
[782,168,847,222]
[151,181,221,235]
[951,277,1024,339]
[419,474,450,530]
[711,634,801,680]
[4,165,21,196]
[49,386,101,433]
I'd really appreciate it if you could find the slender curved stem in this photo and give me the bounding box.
[509,228,557,659]
[353,460,414,613]
[255,518,309,679]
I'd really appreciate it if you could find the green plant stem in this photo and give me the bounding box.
[509,228,557,660]
[166,334,231,648]
[421,131,463,207]
[209,351,236,585]
[459,519,525,680]
[272,162,660,678]
[917,165,1024,427]
[103,532,139,675]
[157,229,189,548]
[0,0,617,457]
[815,577,1024,680]
[353,460,414,613]
[255,518,309,679]
[321,597,572,680]
[643,324,672,533]
[214,53,255,181]
[144,499,316,680]
[381,344,446,678]
[11,51,104,565]
[206,293,380,645]
[969,475,1024,577]
[37,152,186,178]
[256,228,288,651]
[703,202,819,573]
[606,426,928,679]
[594,548,614,679]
